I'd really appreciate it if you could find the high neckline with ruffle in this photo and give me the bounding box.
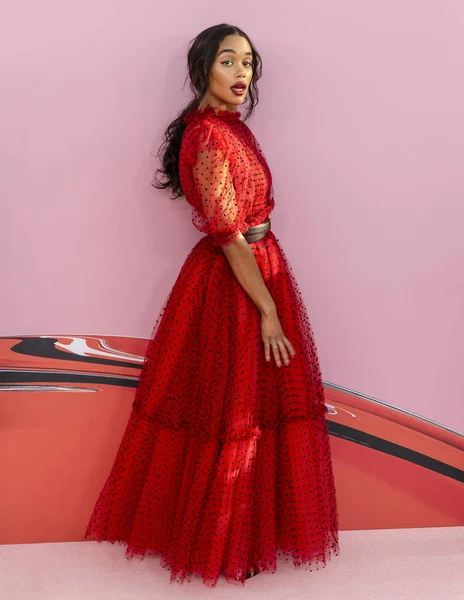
[183,105,242,124]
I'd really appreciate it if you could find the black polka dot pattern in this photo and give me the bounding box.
[84,105,340,587]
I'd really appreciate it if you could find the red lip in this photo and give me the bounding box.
[231,83,246,90]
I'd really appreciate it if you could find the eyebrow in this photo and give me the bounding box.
[217,48,253,57]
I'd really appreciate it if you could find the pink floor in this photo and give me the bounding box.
[0,527,463,599]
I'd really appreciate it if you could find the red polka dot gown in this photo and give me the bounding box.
[84,105,340,586]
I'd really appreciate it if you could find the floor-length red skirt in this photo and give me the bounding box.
[84,230,339,587]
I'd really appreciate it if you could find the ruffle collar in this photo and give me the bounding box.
[183,105,242,124]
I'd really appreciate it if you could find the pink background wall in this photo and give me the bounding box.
[1,1,463,432]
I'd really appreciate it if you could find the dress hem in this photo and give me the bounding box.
[83,532,340,588]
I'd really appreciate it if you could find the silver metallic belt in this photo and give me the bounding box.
[243,218,271,243]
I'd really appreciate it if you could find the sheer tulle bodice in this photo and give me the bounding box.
[179,105,275,246]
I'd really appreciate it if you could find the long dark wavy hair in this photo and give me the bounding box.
[152,24,263,200]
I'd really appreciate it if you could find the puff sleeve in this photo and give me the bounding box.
[184,122,248,246]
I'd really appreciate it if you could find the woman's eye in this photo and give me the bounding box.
[221,60,253,67]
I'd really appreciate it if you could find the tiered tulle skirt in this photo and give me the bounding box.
[85,230,339,586]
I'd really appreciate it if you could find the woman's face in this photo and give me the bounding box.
[200,34,253,111]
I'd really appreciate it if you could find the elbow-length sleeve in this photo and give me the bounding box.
[184,122,248,246]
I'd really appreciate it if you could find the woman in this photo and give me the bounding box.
[85,23,340,587]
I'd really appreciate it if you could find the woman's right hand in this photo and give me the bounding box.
[261,307,296,367]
